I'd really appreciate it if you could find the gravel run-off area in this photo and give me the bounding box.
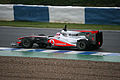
[0,56,120,80]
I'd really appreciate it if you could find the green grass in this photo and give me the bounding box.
[0,21,120,30]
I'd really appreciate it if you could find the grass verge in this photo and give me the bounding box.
[0,21,120,30]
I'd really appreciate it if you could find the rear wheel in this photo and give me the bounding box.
[21,38,33,48]
[77,40,89,50]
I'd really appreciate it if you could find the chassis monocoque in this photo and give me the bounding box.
[11,26,103,50]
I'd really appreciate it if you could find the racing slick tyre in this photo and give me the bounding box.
[21,38,33,48]
[77,40,89,50]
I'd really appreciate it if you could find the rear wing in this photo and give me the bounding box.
[95,31,103,47]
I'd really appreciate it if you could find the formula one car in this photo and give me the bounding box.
[11,25,103,50]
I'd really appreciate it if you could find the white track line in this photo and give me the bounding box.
[64,51,84,54]
[91,52,112,56]
[40,50,59,53]
[15,49,35,51]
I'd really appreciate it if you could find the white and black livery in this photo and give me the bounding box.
[11,26,103,50]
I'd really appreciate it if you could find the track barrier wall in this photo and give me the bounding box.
[14,5,49,22]
[0,4,14,21]
[0,4,120,25]
[49,6,85,24]
[85,7,120,25]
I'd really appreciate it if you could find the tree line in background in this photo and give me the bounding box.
[0,0,120,7]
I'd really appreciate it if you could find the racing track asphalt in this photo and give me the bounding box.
[0,26,120,53]
[0,26,120,80]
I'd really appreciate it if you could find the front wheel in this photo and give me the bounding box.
[21,38,33,48]
[77,40,89,50]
